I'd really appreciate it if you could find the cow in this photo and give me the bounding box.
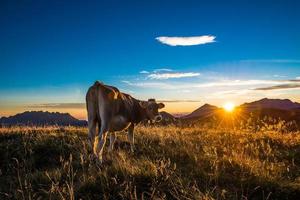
[86,81,165,163]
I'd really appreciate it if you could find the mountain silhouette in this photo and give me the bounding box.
[158,111,177,125]
[241,98,300,111]
[0,111,87,126]
[182,104,219,119]
[160,111,176,121]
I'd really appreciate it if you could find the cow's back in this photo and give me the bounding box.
[86,81,122,120]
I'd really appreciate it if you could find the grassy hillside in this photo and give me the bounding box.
[1,125,300,199]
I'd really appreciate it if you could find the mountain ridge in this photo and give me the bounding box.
[0,111,87,126]
[240,98,300,111]
[180,98,300,126]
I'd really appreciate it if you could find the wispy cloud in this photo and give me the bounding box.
[122,80,174,89]
[123,79,300,90]
[153,68,173,73]
[241,59,300,64]
[273,74,286,78]
[156,35,216,46]
[157,99,201,103]
[212,89,251,96]
[139,70,149,74]
[254,84,300,91]
[197,79,300,87]
[28,103,85,109]
[138,68,200,80]
[148,72,200,80]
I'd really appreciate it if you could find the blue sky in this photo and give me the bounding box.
[0,0,300,118]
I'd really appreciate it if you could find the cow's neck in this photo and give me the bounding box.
[130,100,148,124]
[118,93,148,124]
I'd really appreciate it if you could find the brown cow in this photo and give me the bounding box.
[86,81,165,163]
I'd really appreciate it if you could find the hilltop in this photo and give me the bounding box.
[182,104,219,119]
[0,111,87,126]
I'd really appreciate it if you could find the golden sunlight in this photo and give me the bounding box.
[223,102,235,112]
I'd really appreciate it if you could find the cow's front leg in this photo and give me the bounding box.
[94,122,109,163]
[108,132,116,152]
[127,124,135,152]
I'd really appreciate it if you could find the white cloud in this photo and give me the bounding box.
[273,74,286,78]
[148,72,200,80]
[139,70,149,74]
[153,68,173,73]
[211,89,251,97]
[195,80,286,88]
[123,79,300,90]
[28,103,85,109]
[122,80,173,89]
[156,35,216,46]
[254,84,300,91]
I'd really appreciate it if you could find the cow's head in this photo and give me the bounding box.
[139,99,165,122]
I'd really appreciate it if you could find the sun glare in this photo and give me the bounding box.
[223,102,235,112]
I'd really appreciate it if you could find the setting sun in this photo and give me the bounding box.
[223,102,235,112]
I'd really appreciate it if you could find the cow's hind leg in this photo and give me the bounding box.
[87,100,97,150]
[109,132,117,152]
[127,124,135,152]
[93,119,109,163]
[88,119,97,150]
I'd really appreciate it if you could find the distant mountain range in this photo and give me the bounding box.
[0,111,87,126]
[1,98,300,127]
[180,98,300,125]
[240,98,300,111]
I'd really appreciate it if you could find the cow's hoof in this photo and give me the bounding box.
[92,156,103,167]
[130,148,135,153]
[95,159,103,166]
[89,153,96,161]
[90,154,103,165]
[108,148,114,153]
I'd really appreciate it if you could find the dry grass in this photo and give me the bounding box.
[0,125,300,199]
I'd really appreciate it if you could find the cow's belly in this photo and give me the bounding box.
[109,115,131,132]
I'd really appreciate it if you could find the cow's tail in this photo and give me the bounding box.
[93,81,103,124]
[86,82,101,148]
[94,80,104,86]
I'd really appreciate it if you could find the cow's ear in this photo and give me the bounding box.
[139,101,148,108]
[158,103,165,109]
